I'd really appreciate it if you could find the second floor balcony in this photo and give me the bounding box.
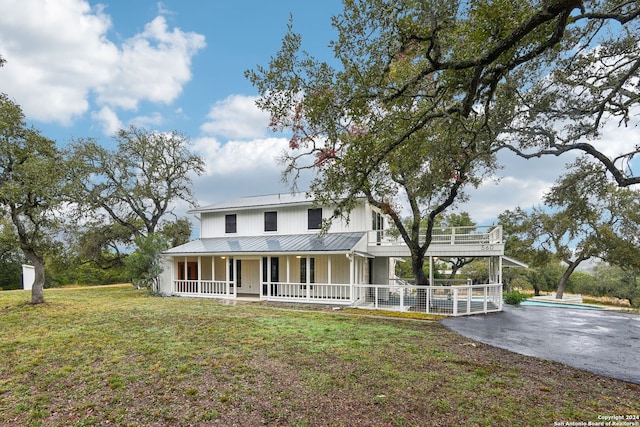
[366,225,504,257]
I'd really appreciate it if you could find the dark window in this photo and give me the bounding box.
[308,208,322,230]
[262,257,279,296]
[178,262,198,280]
[264,211,277,232]
[372,211,384,244]
[230,258,241,288]
[225,214,237,233]
[300,257,315,289]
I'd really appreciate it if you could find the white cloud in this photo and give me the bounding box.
[131,112,164,128]
[200,95,270,139]
[0,0,205,131]
[194,136,288,175]
[95,16,205,110]
[91,106,122,136]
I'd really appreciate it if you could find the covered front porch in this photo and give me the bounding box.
[163,253,504,316]
[169,252,371,304]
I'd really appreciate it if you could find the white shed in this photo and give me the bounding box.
[22,265,35,290]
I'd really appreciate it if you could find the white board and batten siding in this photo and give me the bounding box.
[200,202,372,238]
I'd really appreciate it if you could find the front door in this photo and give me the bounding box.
[239,259,260,295]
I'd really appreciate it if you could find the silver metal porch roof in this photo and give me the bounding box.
[164,232,366,255]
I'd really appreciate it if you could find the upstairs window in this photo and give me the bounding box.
[264,211,277,232]
[225,214,237,234]
[308,208,322,230]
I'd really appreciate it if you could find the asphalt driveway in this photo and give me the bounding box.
[441,305,640,384]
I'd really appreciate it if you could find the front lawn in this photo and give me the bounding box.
[1,285,638,426]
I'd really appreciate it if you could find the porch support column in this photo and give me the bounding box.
[198,256,202,294]
[286,256,290,283]
[429,256,434,285]
[327,256,332,285]
[265,257,270,298]
[349,253,354,285]
[225,257,230,296]
[211,256,215,282]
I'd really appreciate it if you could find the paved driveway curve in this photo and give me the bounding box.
[441,305,640,384]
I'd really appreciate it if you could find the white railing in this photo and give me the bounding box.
[172,280,503,316]
[173,280,236,298]
[369,226,502,247]
[264,282,352,303]
[353,283,502,316]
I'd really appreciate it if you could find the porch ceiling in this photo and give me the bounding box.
[164,232,367,255]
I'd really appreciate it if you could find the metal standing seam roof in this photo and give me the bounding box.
[163,232,367,255]
[189,192,314,214]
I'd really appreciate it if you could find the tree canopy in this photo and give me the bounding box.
[70,126,204,239]
[0,94,69,303]
[501,158,640,299]
[248,0,640,282]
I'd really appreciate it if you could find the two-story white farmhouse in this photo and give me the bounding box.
[158,192,523,316]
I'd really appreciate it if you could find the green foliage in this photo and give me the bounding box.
[588,263,640,308]
[68,125,204,239]
[124,233,169,293]
[159,217,193,247]
[503,290,527,305]
[500,159,640,298]
[248,0,640,286]
[0,93,69,303]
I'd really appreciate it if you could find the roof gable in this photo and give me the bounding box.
[189,192,314,214]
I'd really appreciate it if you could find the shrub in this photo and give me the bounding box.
[503,290,527,305]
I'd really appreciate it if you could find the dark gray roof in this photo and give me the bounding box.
[164,232,366,255]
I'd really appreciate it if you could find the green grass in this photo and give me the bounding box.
[1,285,638,426]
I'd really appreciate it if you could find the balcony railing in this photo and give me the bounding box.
[368,225,502,247]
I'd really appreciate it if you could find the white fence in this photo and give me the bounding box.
[353,283,503,316]
[172,280,502,316]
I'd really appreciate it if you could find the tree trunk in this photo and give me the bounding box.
[412,256,428,285]
[24,250,46,304]
[555,258,584,300]
[412,252,430,310]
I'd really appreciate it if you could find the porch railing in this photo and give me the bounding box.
[173,280,236,298]
[264,282,352,303]
[171,280,502,316]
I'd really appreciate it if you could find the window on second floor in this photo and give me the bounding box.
[308,208,322,230]
[264,211,277,232]
[225,214,237,234]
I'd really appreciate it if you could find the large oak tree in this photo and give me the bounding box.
[248,0,640,283]
[0,94,69,304]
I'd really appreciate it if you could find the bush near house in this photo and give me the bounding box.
[503,290,528,305]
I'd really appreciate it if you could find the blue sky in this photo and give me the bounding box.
[0,0,637,225]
